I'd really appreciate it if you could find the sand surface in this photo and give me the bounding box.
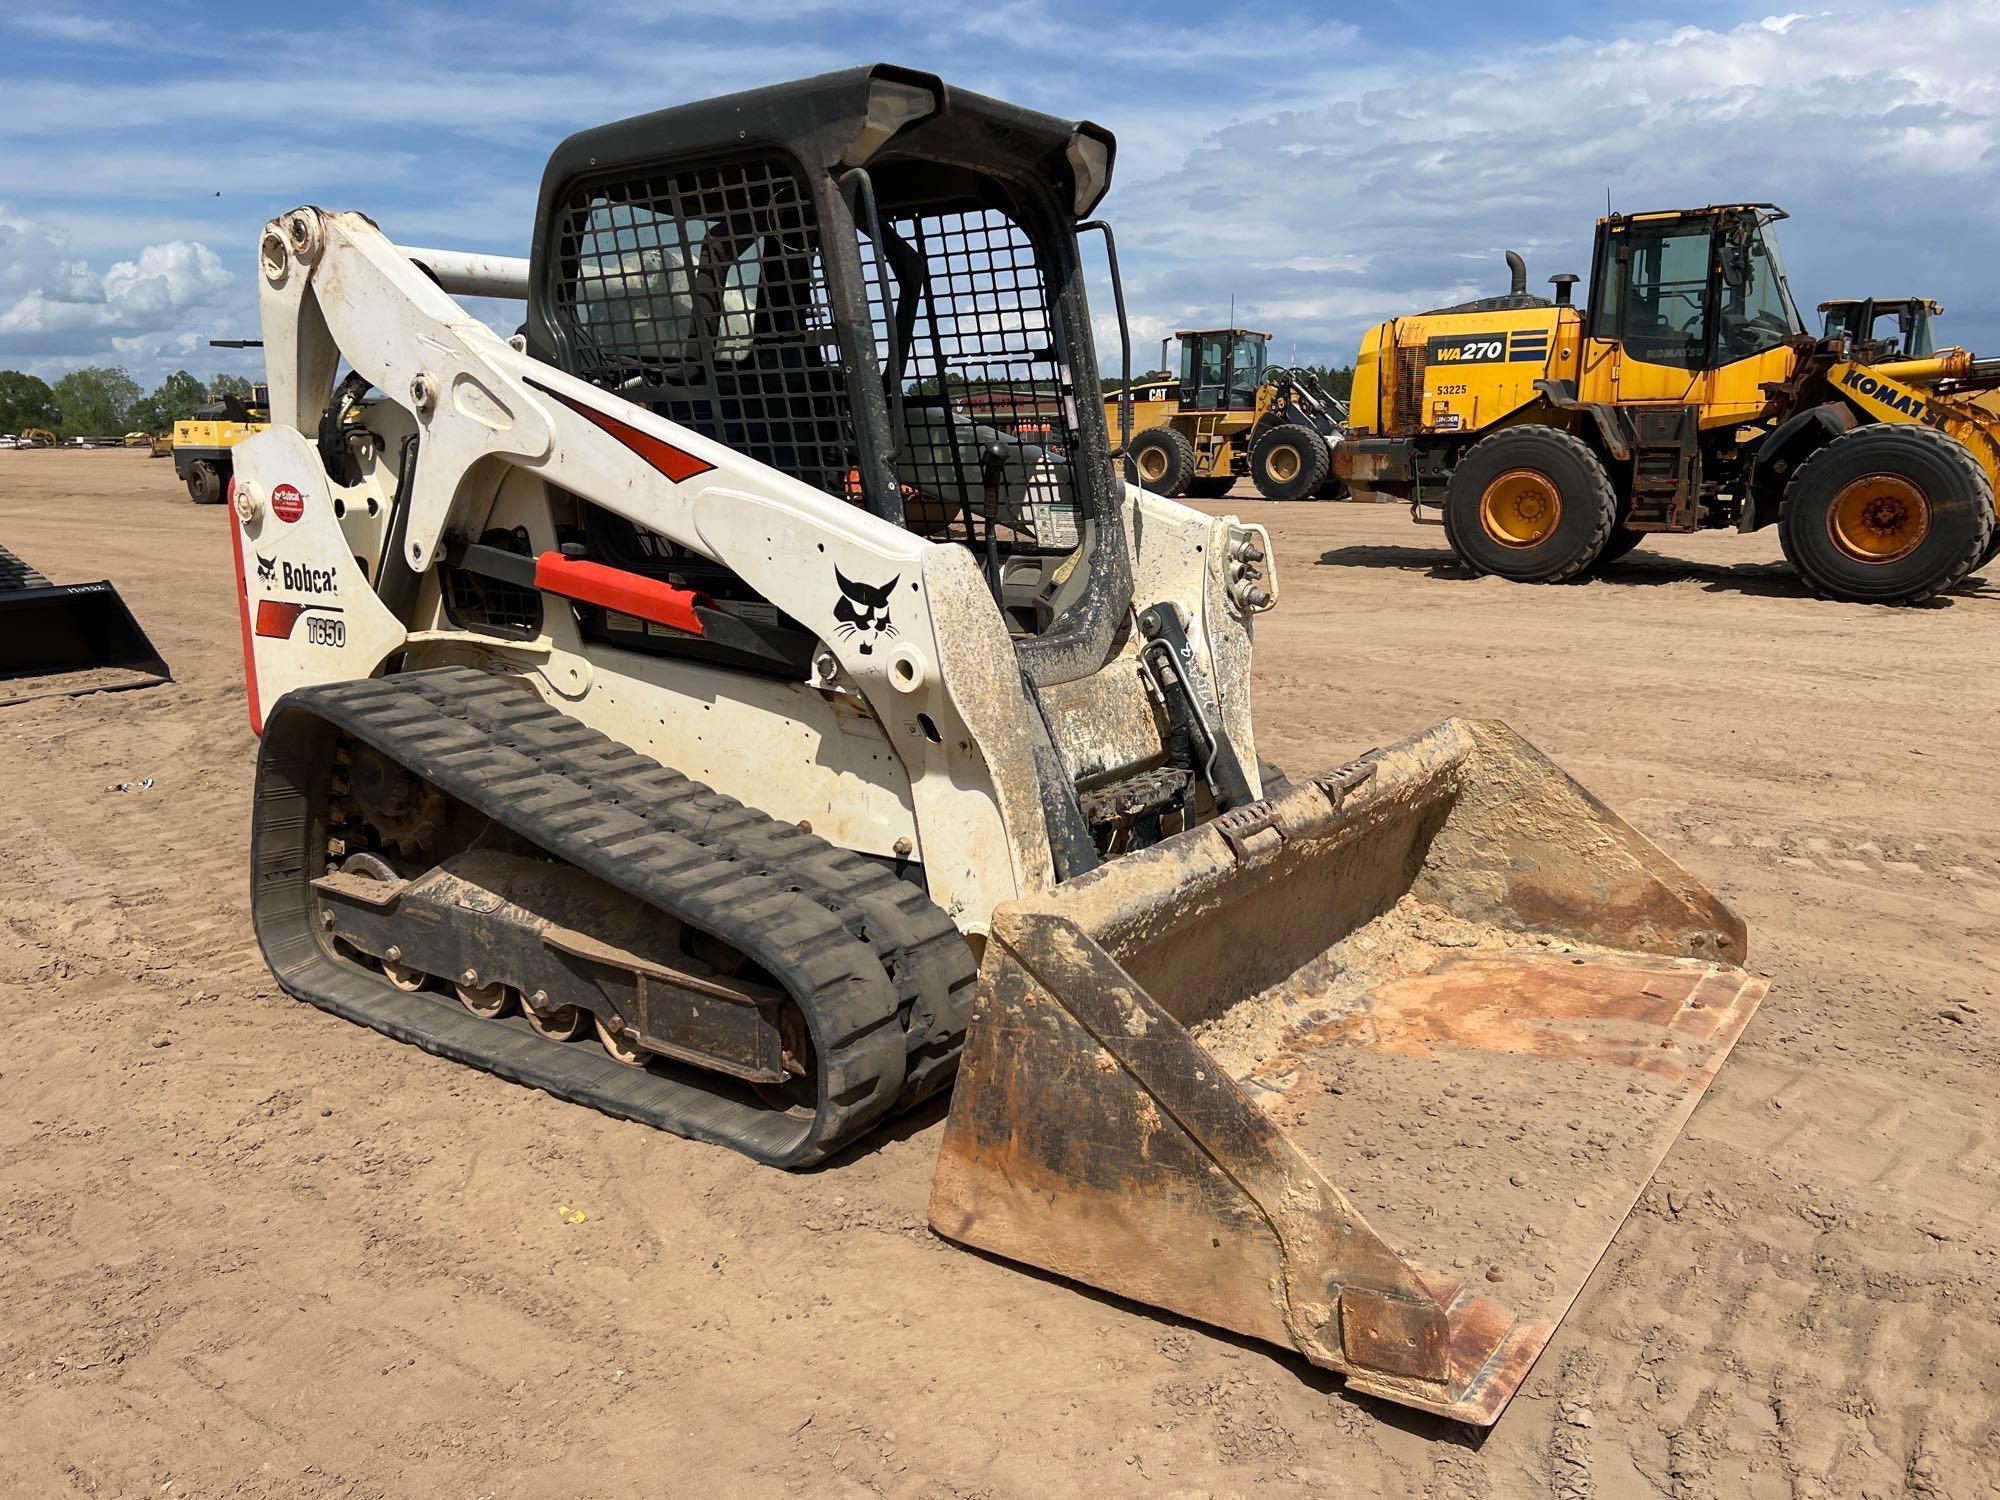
[2,448,1997,1497]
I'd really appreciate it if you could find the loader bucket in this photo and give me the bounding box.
[929,718,1766,1426]
[0,543,171,706]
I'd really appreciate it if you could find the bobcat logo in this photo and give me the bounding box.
[255,553,276,583]
[833,567,898,655]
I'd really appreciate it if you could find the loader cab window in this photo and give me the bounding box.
[1180,332,1265,410]
[1229,333,1268,406]
[1823,300,1936,359]
[1597,220,1712,370]
[1715,220,1804,362]
[552,156,859,499]
[1183,336,1228,408]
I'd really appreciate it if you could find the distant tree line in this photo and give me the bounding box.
[0,367,254,439]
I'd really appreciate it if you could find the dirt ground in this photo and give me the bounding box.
[3,448,1997,1498]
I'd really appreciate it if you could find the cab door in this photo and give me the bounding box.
[1582,217,1714,408]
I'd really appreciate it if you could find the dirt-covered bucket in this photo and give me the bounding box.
[928,717,1766,1424]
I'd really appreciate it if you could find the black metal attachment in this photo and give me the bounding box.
[1134,601,1256,811]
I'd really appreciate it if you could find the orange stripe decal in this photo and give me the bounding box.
[526,378,716,483]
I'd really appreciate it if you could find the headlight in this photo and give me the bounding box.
[845,77,938,166]
[1066,127,1115,216]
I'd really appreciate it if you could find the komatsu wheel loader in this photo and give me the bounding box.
[1336,207,2000,601]
[229,67,1766,1426]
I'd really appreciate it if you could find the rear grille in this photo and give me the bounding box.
[1391,345,1427,436]
[441,529,542,637]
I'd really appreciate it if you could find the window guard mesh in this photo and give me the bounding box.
[552,157,1084,562]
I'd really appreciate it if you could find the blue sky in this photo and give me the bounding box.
[3,1,1998,387]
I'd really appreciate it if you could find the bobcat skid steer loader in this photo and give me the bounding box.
[229,67,1766,1426]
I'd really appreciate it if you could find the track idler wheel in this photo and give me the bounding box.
[522,991,587,1042]
[595,1013,654,1068]
[382,951,427,991]
[454,975,514,1019]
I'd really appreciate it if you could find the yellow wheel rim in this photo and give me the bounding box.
[1267,444,1300,483]
[1479,469,1563,548]
[1137,446,1169,483]
[1827,474,1931,563]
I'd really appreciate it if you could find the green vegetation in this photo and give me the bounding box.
[0,366,248,438]
[0,370,58,432]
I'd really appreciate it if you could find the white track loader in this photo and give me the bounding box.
[229,66,1766,1425]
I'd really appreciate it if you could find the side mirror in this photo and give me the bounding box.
[1718,241,1749,289]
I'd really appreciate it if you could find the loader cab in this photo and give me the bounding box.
[1175,328,1271,412]
[1582,205,1806,416]
[1820,297,1940,360]
[527,65,1133,672]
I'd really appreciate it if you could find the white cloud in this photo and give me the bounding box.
[1098,4,2000,363]
[3,0,1997,387]
[0,206,234,366]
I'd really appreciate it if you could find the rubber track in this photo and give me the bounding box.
[251,666,976,1166]
[417,670,978,1104]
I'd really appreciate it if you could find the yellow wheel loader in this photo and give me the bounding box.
[1336,207,1999,601]
[173,385,270,503]
[1107,328,1349,500]
[1819,295,1941,359]
[229,67,1764,1427]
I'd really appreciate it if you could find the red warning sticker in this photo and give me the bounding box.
[271,483,305,523]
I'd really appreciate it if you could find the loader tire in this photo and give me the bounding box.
[1442,426,1615,582]
[1129,426,1196,497]
[1976,519,2000,574]
[186,460,224,505]
[1249,425,1330,501]
[1595,526,1647,568]
[1779,424,1994,603]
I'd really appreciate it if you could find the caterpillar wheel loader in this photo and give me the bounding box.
[1336,207,1999,601]
[1,541,171,705]
[1108,328,1349,500]
[230,67,1765,1426]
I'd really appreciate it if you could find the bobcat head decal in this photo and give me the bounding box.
[255,552,276,583]
[833,567,898,655]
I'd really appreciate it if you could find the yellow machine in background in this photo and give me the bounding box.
[18,428,56,449]
[1337,205,1999,602]
[171,384,269,503]
[1820,295,1940,359]
[1106,327,1349,500]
